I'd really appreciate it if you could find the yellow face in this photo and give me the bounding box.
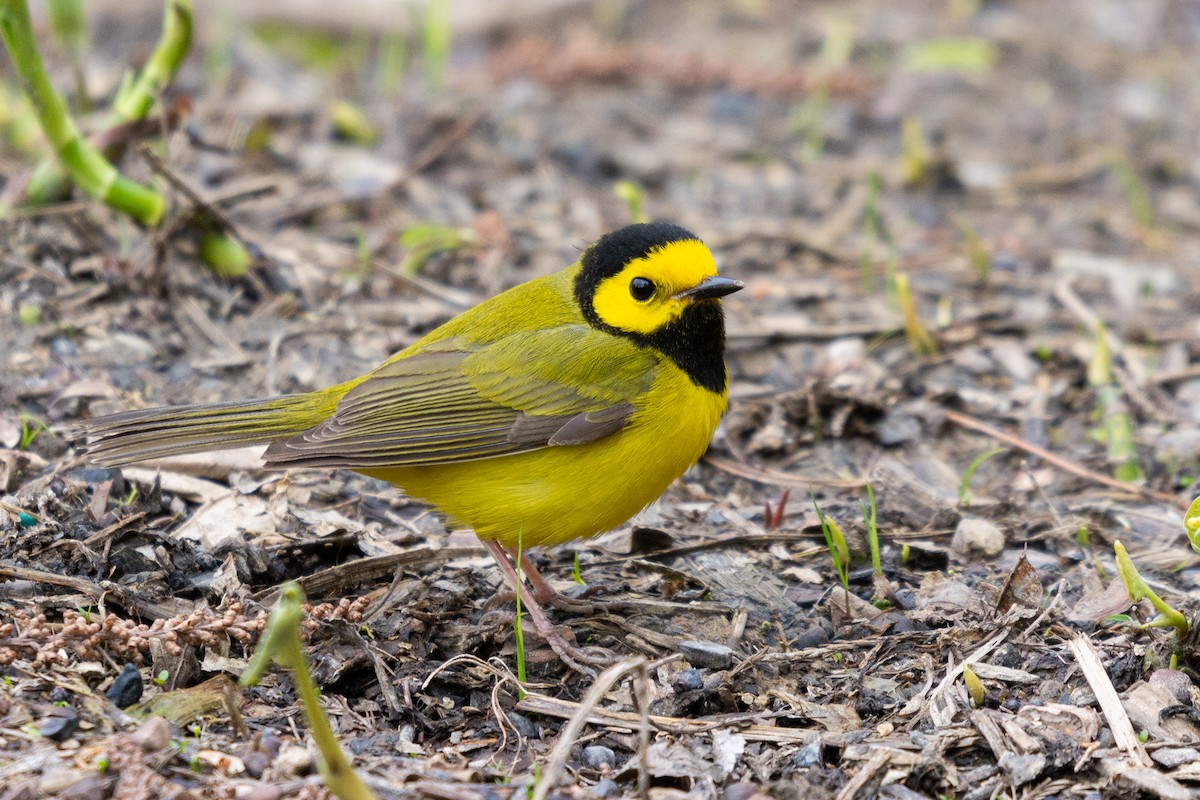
[590,239,720,335]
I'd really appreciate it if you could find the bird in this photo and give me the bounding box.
[76,222,743,670]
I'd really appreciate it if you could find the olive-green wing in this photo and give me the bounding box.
[262,326,657,469]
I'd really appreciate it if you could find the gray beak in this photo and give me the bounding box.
[675,276,744,301]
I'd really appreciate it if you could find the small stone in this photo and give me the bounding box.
[951,517,1005,559]
[105,663,143,708]
[678,640,734,669]
[876,410,921,446]
[242,751,271,780]
[591,779,620,798]
[130,716,171,751]
[39,709,79,741]
[60,773,107,800]
[675,668,704,692]
[1152,747,1200,769]
[582,745,616,769]
[792,740,822,767]
[506,711,539,739]
[1149,669,1194,703]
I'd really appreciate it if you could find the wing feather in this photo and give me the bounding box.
[262,327,656,469]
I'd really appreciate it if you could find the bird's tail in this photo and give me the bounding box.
[72,392,338,466]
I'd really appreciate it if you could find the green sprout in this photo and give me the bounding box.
[959,448,1005,506]
[1088,321,1144,483]
[94,753,109,774]
[1185,496,1200,555]
[902,37,997,73]
[811,492,850,615]
[241,582,380,800]
[952,215,991,281]
[1107,149,1155,232]
[900,116,932,187]
[860,169,883,293]
[514,526,530,687]
[421,0,450,91]
[397,223,475,275]
[895,272,938,356]
[329,99,376,146]
[1113,541,1188,638]
[17,413,48,450]
[788,15,854,163]
[0,0,165,224]
[860,483,880,576]
[962,662,985,707]
[571,552,585,586]
[613,179,648,224]
[153,670,169,686]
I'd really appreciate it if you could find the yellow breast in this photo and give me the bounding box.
[363,362,726,549]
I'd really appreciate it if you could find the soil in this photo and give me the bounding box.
[3,1,1200,798]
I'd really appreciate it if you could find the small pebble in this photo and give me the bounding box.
[506,711,539,739]
[678,640,734,669]
[591,779,620,798]
[951,517,1005,559]
[60,773,107,800]
[240,786,283,800]
[242,751,271,780]
[1151,747,1200,769]
[39,709,79,742]
[105,663,143,708]
[675,668,703,692]
[792,740,822,767]
[582,745,616,770]
[1149,669,1194,703]
[130,716,171,751]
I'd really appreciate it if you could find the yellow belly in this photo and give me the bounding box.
[362,365,726,549]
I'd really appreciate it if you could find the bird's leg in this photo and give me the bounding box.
[514,550,595,612]
[483,540,606,673]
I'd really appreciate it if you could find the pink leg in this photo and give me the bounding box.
[516,551,594,611]
[483,540,604,674]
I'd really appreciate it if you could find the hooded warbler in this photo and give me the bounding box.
[78,222,742,668]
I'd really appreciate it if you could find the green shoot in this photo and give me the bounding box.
[514,527,527,688]
[421,0,450,91]
[329,99,376,146]
[17,301,40,326]
[111,0,192,123]
[900,116,932,187]
[811,492,850,610]
[94,754,109,774]
[1113,541,1188,637]
[895,272,938,356]
[0,0,165,224]
[1088,321,1144,483]
[962,662,985,707]
[1185,495,1200,555]
[613,179,648,224]
[860,483,880,576]
[903,37,997,73]
[17,413,47,450]
[959,447,1005,506]
[397,223,475,275]
[241,582,380,800]
[952,215,991,281]
[571,552,584,586]
[197,228,251,279]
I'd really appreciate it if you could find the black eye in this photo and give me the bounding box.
[629,277,655,301]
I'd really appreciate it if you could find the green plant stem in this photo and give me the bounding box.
[25,0,191,208]
[241,583,378,800]
[0,0,164,224]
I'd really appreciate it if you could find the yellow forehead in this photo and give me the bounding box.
[622,239,718,290]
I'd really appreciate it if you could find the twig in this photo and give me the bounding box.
[703,454,866,490]
[942,409,1185,507]
[1068,635,1151,767]
[531,658,648,800]
[834,748,891,800]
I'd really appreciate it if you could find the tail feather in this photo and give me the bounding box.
[74,393,333,466]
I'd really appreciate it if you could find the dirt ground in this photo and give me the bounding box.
[3,0,1200,798]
